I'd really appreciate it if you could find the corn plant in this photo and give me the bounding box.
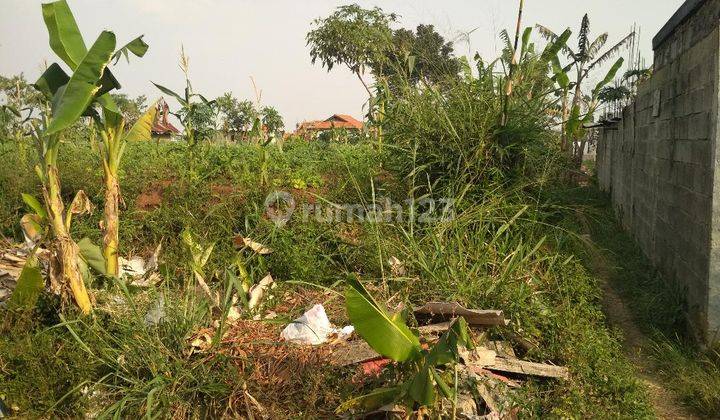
[153,47,215,148]
[339,278,473,413]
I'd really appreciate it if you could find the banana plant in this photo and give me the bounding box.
[339,278,473,413]
[537,14,634,163]
[560,57,625,160]
[94,104,157,276]
[25,0,147,313]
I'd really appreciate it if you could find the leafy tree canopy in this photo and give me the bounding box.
[109,93,147,126]
[261,106,284,134]
[215,92,258,135]
[378,24,461,88]
[307,4,396,93]
[178,101,216,142]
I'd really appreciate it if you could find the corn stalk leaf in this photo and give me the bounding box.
[7,254,44,310]
[41,0,87,69]
[152,82,188,107]
[345,277,421,362]
[46,31,117,135]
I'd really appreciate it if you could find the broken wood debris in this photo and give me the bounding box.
[485,357,569,379]
[330,339,380,366]
[487,340,516,359]
[417,321,452,334]
[414,302,509,326]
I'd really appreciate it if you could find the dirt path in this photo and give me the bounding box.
[591,251,698,419]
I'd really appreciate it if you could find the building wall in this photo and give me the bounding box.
[597,0,720,342]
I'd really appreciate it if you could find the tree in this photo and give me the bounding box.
[0,74,45,140]
[307,4,396,96]
[597,85,631,104]
[215,92,257,139]
[109,93,147,126]
[31,0,151,284]
[178,101,216,142]
[261,106,284,135]
[537,14,633,165]
[374,24,461,91]
[25,0,148,312]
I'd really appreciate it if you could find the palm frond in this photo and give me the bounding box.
[535,24,559,41]
[577,14,590,61]
[500,29,513,53]
[624,68,652,80]
[588,31,635,70]
[587,33,608,59]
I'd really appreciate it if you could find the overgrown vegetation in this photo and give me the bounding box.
[0,0,715,418]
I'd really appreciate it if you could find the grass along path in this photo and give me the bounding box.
[573,185,714,418]
[595,258,697,419]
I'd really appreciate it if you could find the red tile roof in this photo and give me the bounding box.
[152,98,180,135]
[295,114,364,133]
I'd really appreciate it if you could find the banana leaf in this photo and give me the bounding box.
[112,35,149,64]
[408,366,435,406]
[41,0,87,69]
[46,30,116,135]
[21,193,47,219]
[34,63,70,101]
[593,57,625,96]
[345,277,421,362]
[78,237,107,276]
[124,102,158,141]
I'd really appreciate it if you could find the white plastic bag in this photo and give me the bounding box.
[280,304,354,345]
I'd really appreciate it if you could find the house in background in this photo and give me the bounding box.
[295,114,364,139]
[151,98,181,141]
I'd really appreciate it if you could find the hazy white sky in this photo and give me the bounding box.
[1,0,684,129]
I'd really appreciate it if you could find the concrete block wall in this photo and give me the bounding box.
[596,0,720,342]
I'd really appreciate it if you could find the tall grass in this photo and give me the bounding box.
[356,52,654,415]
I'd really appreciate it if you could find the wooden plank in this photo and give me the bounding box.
[417,321,452,334]
[486,358,569,379]
[330,340,380,366]
[487,340,516,359]
[460,346,497,367]
[413,302,508,326]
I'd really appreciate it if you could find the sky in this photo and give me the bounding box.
[1,0,684,130]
